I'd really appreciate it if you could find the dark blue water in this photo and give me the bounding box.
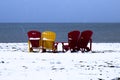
[0,23,120,43]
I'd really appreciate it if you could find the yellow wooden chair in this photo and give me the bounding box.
[41,31,57,52]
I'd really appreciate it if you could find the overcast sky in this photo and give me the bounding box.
[0,0,120,23]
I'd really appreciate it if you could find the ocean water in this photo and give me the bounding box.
[0,23,120,43]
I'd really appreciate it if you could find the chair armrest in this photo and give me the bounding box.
[61,42,69,52]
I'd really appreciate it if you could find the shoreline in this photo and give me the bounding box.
[0,43,120,53]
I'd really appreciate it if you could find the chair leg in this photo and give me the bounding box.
[42,49,46,52]
[30,48,33,52]
[90,39,92,51]
[28,40,31,52]
[80,48,85,53]
[85,47,90,52]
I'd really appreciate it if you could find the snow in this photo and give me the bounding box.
[0,43,120,80]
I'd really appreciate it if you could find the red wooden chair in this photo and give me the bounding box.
[62,30,80,52]
[27,30,41,52]
[77,30,93,52]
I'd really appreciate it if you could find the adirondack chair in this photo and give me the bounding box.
[77,30,93,52]
[62,30,80,52]
[27,30,41,52]
[41,31,57,52]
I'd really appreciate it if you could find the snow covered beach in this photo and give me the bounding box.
[0,43,120,80]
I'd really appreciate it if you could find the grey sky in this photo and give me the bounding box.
[0,0,120,23]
